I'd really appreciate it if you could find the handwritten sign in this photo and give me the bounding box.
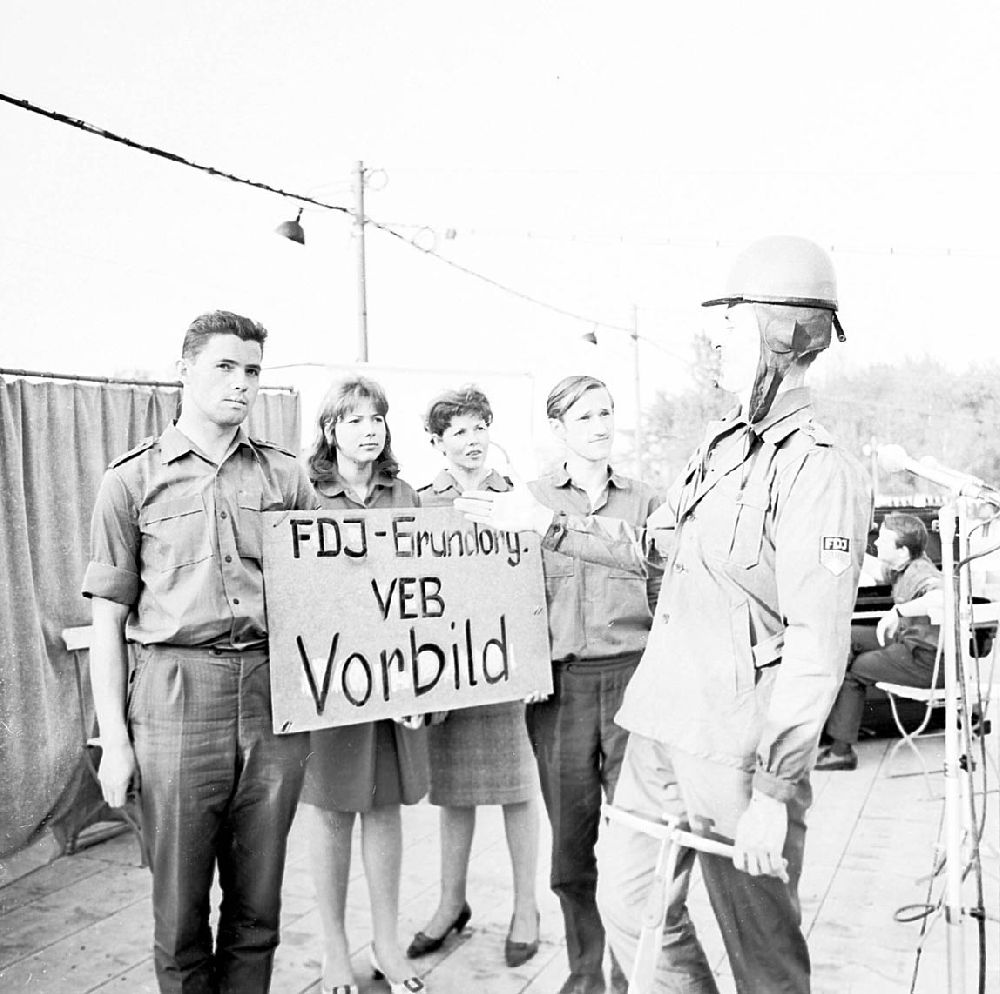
[263,506,552,732]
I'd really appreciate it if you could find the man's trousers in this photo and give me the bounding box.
[525,656,637,982]
[596,734,812,994]
[130,645,309,994]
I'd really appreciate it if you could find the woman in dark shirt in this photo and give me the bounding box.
[299,376,430,994]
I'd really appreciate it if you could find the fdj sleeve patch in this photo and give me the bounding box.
[820,536,851,576]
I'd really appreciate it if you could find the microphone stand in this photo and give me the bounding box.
[939,498,966,993]
[939,495,996,994]
[877,445,999,991]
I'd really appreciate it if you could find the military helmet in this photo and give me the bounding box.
[702,235,845,342]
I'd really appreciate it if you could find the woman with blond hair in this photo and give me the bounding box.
[300,376,430,994]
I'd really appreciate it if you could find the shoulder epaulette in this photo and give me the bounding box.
[109,436,157,469]
[801,421,835,447]
[252,438,297,459]
[772,418,835,452]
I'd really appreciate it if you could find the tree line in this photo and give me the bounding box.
[641,335,1000,497]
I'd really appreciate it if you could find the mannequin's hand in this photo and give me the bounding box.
[732,792,789,881]
[454,487,554,534]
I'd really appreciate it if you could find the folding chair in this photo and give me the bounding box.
[876,640,946,796]
[62,625,146,865]
[877,612,998,797]
[602,804,734,994]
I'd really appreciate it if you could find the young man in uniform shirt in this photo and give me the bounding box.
[82,310,318,994]
[526,375,663,994]
[817,513,943,771]
[456,237,872,993]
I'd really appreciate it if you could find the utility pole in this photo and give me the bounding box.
[632,304,644,479]
[354,160,369,363]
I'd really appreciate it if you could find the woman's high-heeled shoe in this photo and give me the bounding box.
[370,943,427,993]
[406,902,472,957]
[504,911,540,968]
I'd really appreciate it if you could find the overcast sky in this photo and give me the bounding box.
[2,1,998,431]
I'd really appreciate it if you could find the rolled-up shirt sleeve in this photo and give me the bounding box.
[82,470,140,605]
[753,447,871,801]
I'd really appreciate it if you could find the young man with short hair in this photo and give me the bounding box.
[83,310,318,994]
[816,512,943,771]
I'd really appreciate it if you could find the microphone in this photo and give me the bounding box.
[877,444,1000,502]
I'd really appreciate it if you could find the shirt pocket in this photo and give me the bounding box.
[139,495,211,572]
[541,548,575,601]
[608,567,649,607]
[702,483,768,569]
[235,483,279,562]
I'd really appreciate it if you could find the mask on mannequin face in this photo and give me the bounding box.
[712,303,830,423]
[712,304,762,398]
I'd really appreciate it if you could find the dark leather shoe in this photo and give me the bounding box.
[406,902,472,958]
[815,744,858,771]
[504,911,540,967]
[557,973,606,994]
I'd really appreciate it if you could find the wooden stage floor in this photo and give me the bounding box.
[2,735,997,993]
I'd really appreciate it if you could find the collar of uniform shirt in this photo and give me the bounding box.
[697,387,814,462]
[159,422,256,465]
[749,386,814,441]
[550,462,628,490]
[430,467,508,494]
[314,465,397,499]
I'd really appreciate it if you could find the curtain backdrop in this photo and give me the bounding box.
[0,374,300,859]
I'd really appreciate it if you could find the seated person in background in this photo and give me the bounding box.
[816,512,943,772]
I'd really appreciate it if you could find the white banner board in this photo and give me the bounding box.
[264,506,553,732]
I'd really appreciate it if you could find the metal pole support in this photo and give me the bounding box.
[939,501,966,994]
[603,804,734,994]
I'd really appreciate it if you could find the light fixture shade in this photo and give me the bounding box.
[581,330,598,345]
[275,208,305,245]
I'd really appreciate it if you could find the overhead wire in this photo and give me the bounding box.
[0,90,675,355]
[0,92,352,216]
[4,89,993,374]
[365,216,634,332]
[422,225,1000,260]
[366,216,696,365]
